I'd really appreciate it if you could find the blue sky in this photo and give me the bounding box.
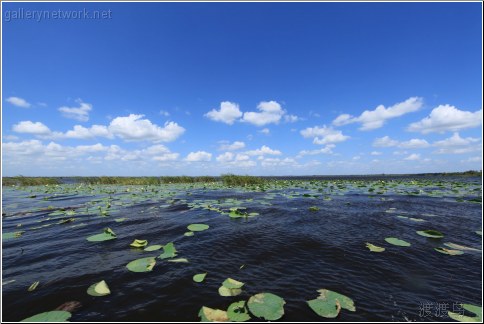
[2,2,482,176]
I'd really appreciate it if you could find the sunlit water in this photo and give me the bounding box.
[2,177,482,321]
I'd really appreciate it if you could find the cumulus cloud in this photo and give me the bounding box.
[259,128,270,135]
[432,133,482,154]
[284,115,300,123]
[407,105,482,134]
[6,96,31,108]
[260,157,297,167]
[204,101,242,125]
[300,125,350,145]
[370,151,382,156]
[298,144,335,157]
[63,125,113,139]
[404,153,421,161]
[58,100,92,122]
[245,145,282,156]
[12,121,51,135]
[108,114,185,142]
[185,151,212,162]
[333,97,423,130]
[242,101,285,126]
[373,136,429,149]
[216,152,235,162]
[218,141,245,151]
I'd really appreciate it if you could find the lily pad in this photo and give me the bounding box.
[218,286,242,297]
[187,224,209,232]
[86,228,117,242]
[309,206,320,212]
[434,247,464,255]
[307,289,355,318]
[184,231,194,237]
[193,273,207,283]
[126,257,156,272]
[198,306,229,322]
[158,242,177,259]
[21,311,72,322]
[385,237,411,247]
[247,292,285,321]
[416,230,444,238]
[87,280,111,296]
[3,231,24,240]
[365,243,385,252]
[144,245,163,252]
[130,239,148,248]
[167,258,189,263]
[227,301,251,322]
[222,278,244,289]
[444,242,480,252]
[448,304,482,322]
[114,218,127,222]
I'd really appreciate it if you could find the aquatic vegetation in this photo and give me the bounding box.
[219,278,244,297]
[193,273,207,283]
[86,228,117,242]
[365,243,385,252]
[27,281,39,292]
[187,224,209,232]
[126,257,156,272]
[416,230,444,238]
[309,206,320,212]
[434,247,464,255]
[2,231,24,240]
[385,237,411,247]
[247,293,286,320]
[227,301,251,322]
[168,258,189,263]
[87,280,111,296]
[198,306,229,322]
[158,242,177,259]
[307,289,355,318]
[130,239,148,248]
[20,310,72,322]
[144,244,163,252]
[448,304,482,322]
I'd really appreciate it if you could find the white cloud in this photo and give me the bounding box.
[259,128,270,134]
[58,100,92,122]
[301,125,350,145]
[12,121,51,135]
[108,114,185,142]
[431,133,482,155]
[6,96,31,108]
[235,154,250,161]
[399,138,430,149]
[152,153,179,161]
[408,105,482,134]
[245,145,282,156]
[204,101,242,125]
[185,151,212,162]
[64,125,113,139]
[370,151,382,156]
[260,157,297,167]
[218,141,245,151]
[353,156,361,160]
[216,152,235,162]
[159,110,170,117]
[373,136,399,147]
[333,97,423,130]
[461,156,482,163]
[297,144,335,157]
[433,132,480,147]
[242,101,285,126]
[284,115,300,123]
[404,153,421,161]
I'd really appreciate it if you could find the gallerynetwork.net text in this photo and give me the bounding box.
[4,8,113,22]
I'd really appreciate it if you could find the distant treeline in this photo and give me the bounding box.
[2,171,481,186]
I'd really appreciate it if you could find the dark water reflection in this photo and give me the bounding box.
[2,177,482,321]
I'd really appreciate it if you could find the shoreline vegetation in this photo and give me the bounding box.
[1,171,481,187]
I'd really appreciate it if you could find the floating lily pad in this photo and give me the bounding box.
[114,218,127,222]
[417,230,444,238]
[144,245,163,252]
[21,311,72,322]
[86,228,117,242]
[448,304,482,322]
[218,286,242,297]
[130,239,148,248]
[193,273,207,283]
[434,247,464,255]
[385,237,411,247]
[3,231,24,240]
[198,306,229,322]
[309,206,320,212]
[126,257,156,272]
[222,278,244,289]
[307,289,355,318]
[87,280,111,296]
[444,242,480,252]
[366,243,385,252]
[184,231,194,237]
[247,293,285,321]
[187,224,209,232]
[28,281,39,292]
[168,258,189,263]
[227,301,251,322]
[476,231,482,236]
[158,242,177,259]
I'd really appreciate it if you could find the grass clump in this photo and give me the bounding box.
[221,174,265,187]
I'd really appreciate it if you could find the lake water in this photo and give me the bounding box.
[1,177,482,321]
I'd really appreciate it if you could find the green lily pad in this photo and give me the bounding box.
[167,258,189,263]
[3,231,24,240]
[87,280,111,296]
[193,273,207,283]
[366,243,385,252]
[218,286,242,297]
[126,257,156,272]
[158,242,177,259]
[307,289,355,318]
[86,228,117,242]
[434,247,464,255]
[247,292,285,321]
[222,278,244,289]
[114,218,127,222]
[448,304,482,322]
[130,239,148,248]
[28,281,39,292]
[144,244,163,252]
[21,311,72,322]
[416,230,444,238]
[309,206,320,212]
[385,237,411,247]
[184,231,194,237]
[198,306,229,322]
[187,224,209,232]
[227,301,251,322]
